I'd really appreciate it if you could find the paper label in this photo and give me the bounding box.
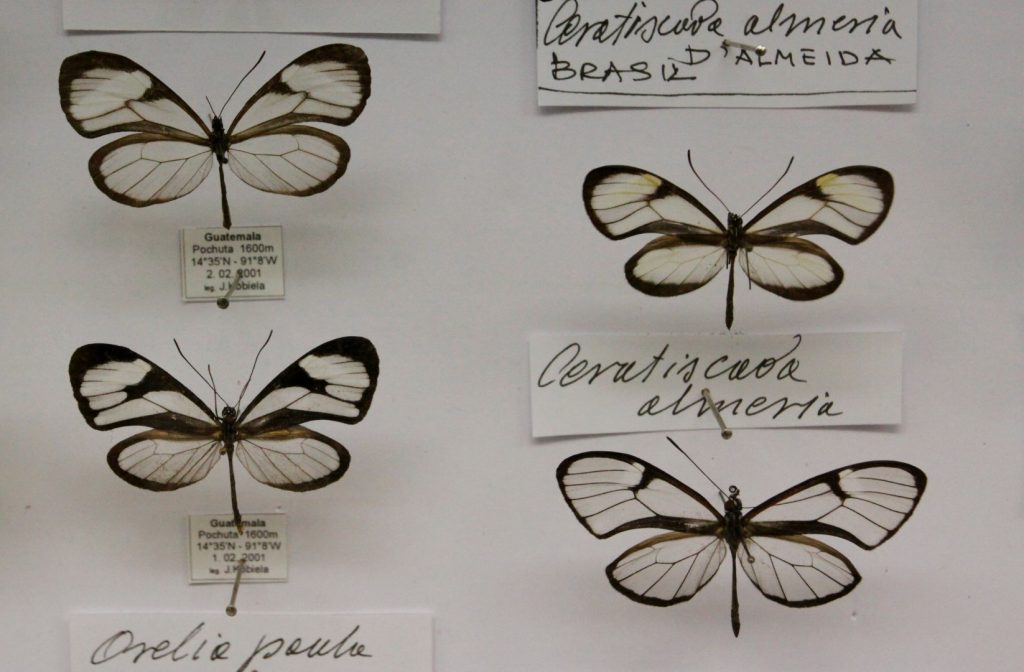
[69,612,433,672]
[529,332,901,438]
[536,0,918,107]
[180,227,284,304]
[63,0,441,34]
[188,514,288,584]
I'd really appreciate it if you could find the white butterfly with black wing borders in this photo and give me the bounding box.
[557,451,926,636]
[584,163,893,329]
[69,337,379,531]
[59,44,370,229]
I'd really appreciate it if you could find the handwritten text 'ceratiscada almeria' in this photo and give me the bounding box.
[536,334,842,420]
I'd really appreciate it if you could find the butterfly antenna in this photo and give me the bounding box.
[236,330,273,408]
[205,96,216,119]
[687,150,730,212]
[174,338,230,408]
[219,51,266,117]
[740,156,794,219]
[666,436,728,498]
[208,365,219,416]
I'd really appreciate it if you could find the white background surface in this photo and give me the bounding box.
[1,2,1022,671]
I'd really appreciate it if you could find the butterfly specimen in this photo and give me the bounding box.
[59,44,370,229]
[584,156,893,329]
[557,450,925,636]
[69,336,379,531]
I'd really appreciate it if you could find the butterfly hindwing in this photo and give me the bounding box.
[235,426,350,492]
[737,534,860,607]
[69,344,217,433]
[238,337,379,433]
[737,236,844,300]
[88,133,215,207]
[107,430,222,492]
[226,126,351,196]
[608,531,728,606]
[625,235,728,296]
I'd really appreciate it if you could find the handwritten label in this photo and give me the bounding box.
[536,0,918,107]
[529,332,901,437]
[180,227,284,304]
[188,515,288,584]
[69,613,433,672]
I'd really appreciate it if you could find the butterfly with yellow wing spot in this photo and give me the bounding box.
[59,44,370,229]
[584,154,893,329]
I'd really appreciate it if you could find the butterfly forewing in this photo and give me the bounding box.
[742,461,927,549]
[228,43,370,139]
[59,51,210,140]
[69,344,218,432]
[238,336,379,433]
[584,166,724,240]
[744,167,893,243]
[557,452,722,539]
[235,427,350,492]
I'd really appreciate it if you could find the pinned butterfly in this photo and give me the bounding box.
[59,44,370,229]
[557,448,925,635]
[584,155,893,328]
[69,335,379,531]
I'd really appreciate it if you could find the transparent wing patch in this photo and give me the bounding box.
[236,427,350,491]
[626,237,727,296]
[608,532,727,605]
[227,126,350,196]
[737,237,842,300]
[107,430,221,491]
[89,135,214,206]
[739,535,860,606]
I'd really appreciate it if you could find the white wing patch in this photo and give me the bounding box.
[610,532,727,604]
[227,130,346,195]
[587,170,721,238]
[94,138,213,204]
[80,359,151,410]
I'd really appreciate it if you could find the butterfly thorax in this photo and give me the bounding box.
[724,213,745,253]
[219,405,238,448]
[722,486,744,548]
[210,117,229,163]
